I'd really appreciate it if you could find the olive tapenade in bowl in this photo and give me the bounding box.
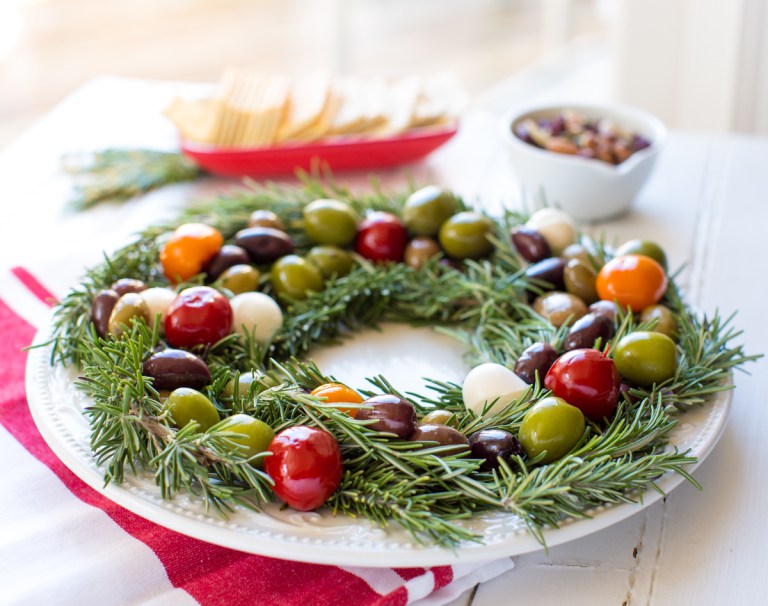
[501,103,666,222]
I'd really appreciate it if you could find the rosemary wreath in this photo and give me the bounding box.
[48,177,755,547]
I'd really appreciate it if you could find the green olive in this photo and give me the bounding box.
[615,240,668,271]
[518,397,585,463]
[108,293,150,337]
[403,186,458,236]
[270,254,324,300]
[223,371,260,399]
[404,236,441,269]
[303,199,358,246]
[563,259,599,304]
[165,387,220,431]
[614,331,678,387]
[420,409,456,426]
[306,245,354,279]
[217,264,260,294]
[220,413,275,467]
[248,209,285,231]
[640,304,678,339]
[438,212,494,259]
[533,291,588,327]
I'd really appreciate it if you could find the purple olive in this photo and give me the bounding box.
[204,244,250,280]
[514,342,558,385]
[91,289,120,338]
[469,429,524,470]
[357,395,417,439]
[510,226,551,263]
[589,300,620,323]
[143,349,211,391]
[525,257,566,299]
[111,279,147,296]
[234,227,295,265]
[564,313,615,351]
[409,424,469,456]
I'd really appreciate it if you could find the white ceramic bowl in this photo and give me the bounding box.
[501,103,667,222]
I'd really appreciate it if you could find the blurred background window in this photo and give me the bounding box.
[0,0,765,150]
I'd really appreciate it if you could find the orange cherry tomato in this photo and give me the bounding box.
[161,223,223,283]
[596,254,667,312]
[310,382,363,418]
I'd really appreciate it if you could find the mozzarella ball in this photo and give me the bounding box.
[230,292,283,345]
[462,362,529,417]
[525,208,577,256]
[138,287,177,330]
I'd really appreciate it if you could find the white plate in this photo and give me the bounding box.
[25,320,731,567]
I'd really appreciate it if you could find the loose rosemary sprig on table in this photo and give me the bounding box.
[63,149,201,210]
[48,177,757,547]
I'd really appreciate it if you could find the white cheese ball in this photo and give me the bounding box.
[230,292,283,345]
[462,362,529,417]
[138,287,177,330]
[525,208,577,256]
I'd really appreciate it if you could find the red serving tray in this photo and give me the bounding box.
[180,124,458,177]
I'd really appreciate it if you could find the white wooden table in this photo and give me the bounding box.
[1,76,766,605]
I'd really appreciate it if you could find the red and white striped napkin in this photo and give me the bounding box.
[0,266,513,606]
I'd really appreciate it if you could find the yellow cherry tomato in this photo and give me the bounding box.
[160,223,223,283]
[310,382,363,418]
[596,254,667,312]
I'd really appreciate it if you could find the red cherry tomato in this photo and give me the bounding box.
[160,223,223,283]
[596,254,667,312]
[265,426,343,511]
[165,286,233,349]
[544,349,621,421]
[355,212,408,262]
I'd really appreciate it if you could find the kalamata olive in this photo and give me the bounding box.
[306,245,354,279]
[91,289,120,338]
[356,394,417,439]
[533,291,588,327]
[525,257,566,296]
[613,331,678,387]
[408,424,469,455]
[438,212,494,259]
[564,312,614,351]
[514,342,558,384]
[403,186,458,236]
[420,409,456,426]
[640,304,678,339]
[164,387,220,431]
[468,429,523,470]
[616,239,668,271]
[217,264,260,294]
[563,258,598,304]
[143,348,211,391]
[589,300,619,323]
[404,236,441,269]
[204,244,250,280]
[510,226,551,262]
[234,227,295,265]
[248,209,285,231]
[111,278,148,296]
[108,293,150,337]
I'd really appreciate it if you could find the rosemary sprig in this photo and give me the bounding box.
[63,149,201,210]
